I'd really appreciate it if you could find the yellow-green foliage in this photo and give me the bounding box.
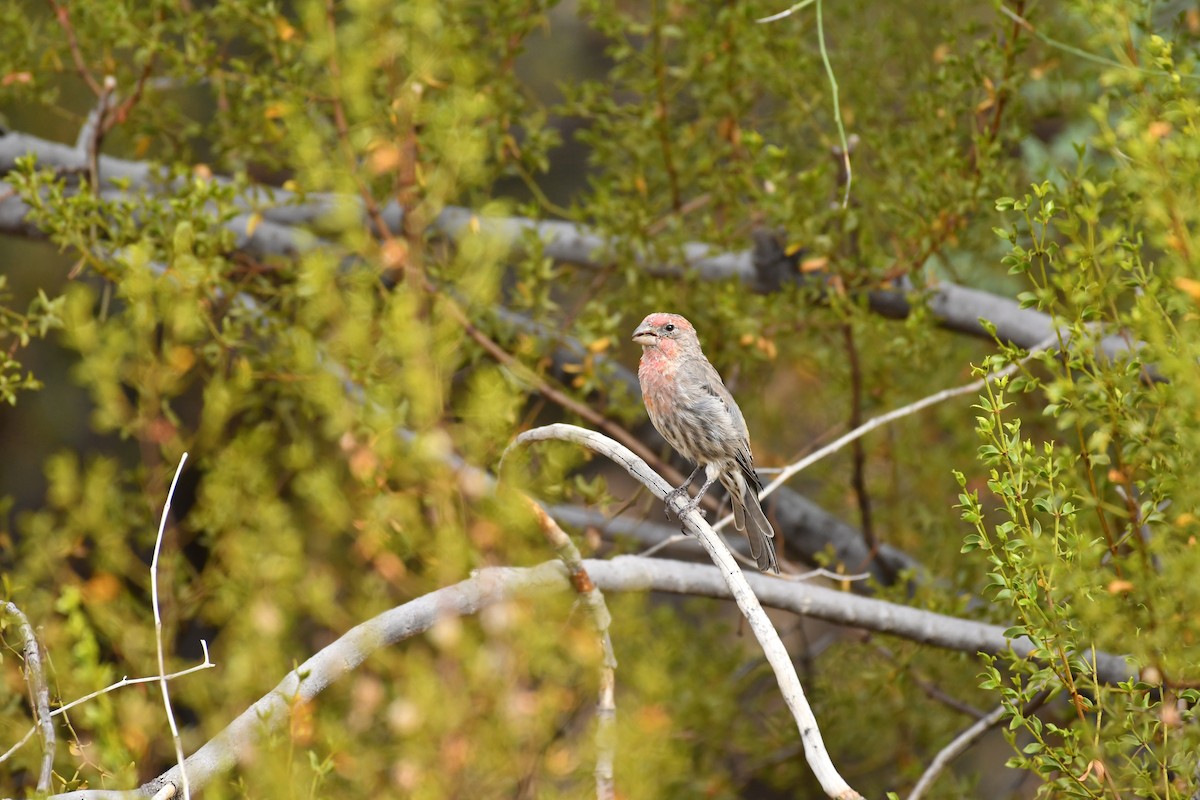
[1,0,1199,797]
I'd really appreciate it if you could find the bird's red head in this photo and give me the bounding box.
[632,313,696,343]
[632,313,700,366]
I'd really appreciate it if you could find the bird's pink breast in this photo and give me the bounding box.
[638,347,677,388]
[638,346,681,430]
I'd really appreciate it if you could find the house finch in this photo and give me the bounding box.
[632,312,779,573]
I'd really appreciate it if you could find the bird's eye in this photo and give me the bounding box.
[664,324,675,332]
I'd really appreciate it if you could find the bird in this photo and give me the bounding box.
[632,312,779,573]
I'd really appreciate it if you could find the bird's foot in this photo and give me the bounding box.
[675,499,706,536]
[663,485,705,520]
[662,487,685,519]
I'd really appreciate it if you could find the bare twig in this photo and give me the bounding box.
[790,566,872,584]
[65,645,214,721]
[907,704,1007,800]
[3,602,55,790]
[47,0,102,96]
[739,333,1060,524]
[841,324,874,548]
[525,501,617,800]
[754,0,851,207]
[109,48,160,129]
[815,0,851,209]
[756,0,815,24]
[0,645,213,768]
[509,423,865,800]
[77,75,117,192]
[151,452,190,800]
[0,720,39,769]
[907,688,1052,800]
[636,531,690,558]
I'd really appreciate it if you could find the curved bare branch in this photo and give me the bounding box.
[38,550,1133,799]
[511,423,864,800]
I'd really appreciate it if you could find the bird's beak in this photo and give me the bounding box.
[632,324,657,346]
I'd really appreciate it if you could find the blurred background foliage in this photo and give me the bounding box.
[0,0,1198,797]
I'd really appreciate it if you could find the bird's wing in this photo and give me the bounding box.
[681,357,762,491]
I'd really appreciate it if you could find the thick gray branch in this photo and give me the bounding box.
[549,502,920,586]
[43,555,1133,800]
[0,128,1140,359]
[585,558,1132,685]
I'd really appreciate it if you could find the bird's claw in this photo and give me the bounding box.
[663,505,705,521]
[664,485,689,502]
[662,485,691,518]
[664,496,705,524]
[674,502,704,536]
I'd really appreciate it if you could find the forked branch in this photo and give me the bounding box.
[509,423,865,800]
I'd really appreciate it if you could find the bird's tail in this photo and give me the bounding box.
[722,471,779,574]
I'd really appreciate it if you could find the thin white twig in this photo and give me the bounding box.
[510,424,865,800]
[0,645,214,767]
[152,452,190,800]
[3,602,55,790]
[524,501,618,800]
[755,0,815,23]
[595,664,616,799]
[787,567,872,583]
[754,0,852,207]
[815,0,852,209]
[907,704,1006,800]
[0,721,39,768]
[712,334,1060,532]
[635,532,689,558]
[61,643,213,721]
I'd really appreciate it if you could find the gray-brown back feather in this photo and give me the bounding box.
[674,355,757,476]
[720,470,778,572]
